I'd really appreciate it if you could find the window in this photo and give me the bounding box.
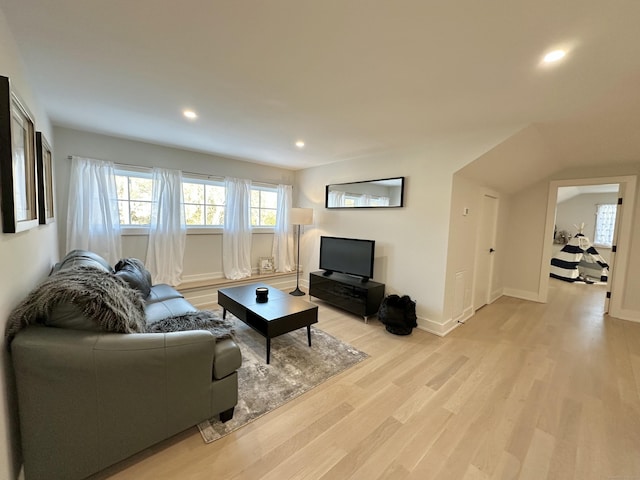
[183,178,225,226]
[594,203,617,247]
[115,170,152,225]
[343,193,389,207]
[114,168,283,230]
[251,186,277,227]
[343,195,357,207]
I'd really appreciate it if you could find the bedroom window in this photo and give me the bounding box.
[251,185,277,227]
[182,178,225,226]
[594,203,617,247]
[115,170,152,225]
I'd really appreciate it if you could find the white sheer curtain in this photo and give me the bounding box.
[594,204,617,247]
[357,194,373,206]
[145,167,186,285]
[271,184,294,272]
[66,156,122,264]
[223,177,252,279]
[327,190,345,207]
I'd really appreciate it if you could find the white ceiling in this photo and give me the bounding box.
[2,0,640,171]
[557,184,619,203]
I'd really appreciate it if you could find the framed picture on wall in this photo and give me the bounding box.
[0,75,39,233]
[36,132,55,224]
[259,256,275,274]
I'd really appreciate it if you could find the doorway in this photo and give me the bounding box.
[551,183,619,312]
[541,175,637,319]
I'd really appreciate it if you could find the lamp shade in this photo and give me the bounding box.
[290,207,313,225]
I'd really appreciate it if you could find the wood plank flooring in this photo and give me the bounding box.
[92,279,640,480]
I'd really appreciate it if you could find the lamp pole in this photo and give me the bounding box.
[289,207,313,296]
[290,223,304,296]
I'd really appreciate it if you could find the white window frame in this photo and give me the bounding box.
[114,168,282,235]
[182,176,226,230]
[114,168,153,232]
[250,184,278,228]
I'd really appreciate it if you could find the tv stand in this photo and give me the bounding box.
[309,271,385,322]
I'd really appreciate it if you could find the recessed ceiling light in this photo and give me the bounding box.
[295,140,305,148]
[183,110,197,119]
[543,49,566,63]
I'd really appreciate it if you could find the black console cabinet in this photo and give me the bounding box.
[309,271,385,321]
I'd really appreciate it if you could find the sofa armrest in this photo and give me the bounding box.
[91,330,219,441]
[213,338,242,379]
[11,327,237,480]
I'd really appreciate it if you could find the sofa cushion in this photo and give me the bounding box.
[52,250,114,274]
[145,297,196,325]
[146,284,184,304]
[114,258,153,298]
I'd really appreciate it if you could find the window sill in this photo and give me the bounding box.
[120,226,275,236]
[177,270,295,291]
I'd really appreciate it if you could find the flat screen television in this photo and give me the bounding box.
[319,236,375,281]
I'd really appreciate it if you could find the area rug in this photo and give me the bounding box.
[197,316,368,443]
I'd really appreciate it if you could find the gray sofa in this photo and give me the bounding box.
[10,250,242,480]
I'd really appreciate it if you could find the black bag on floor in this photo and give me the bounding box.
[378,294,417,335]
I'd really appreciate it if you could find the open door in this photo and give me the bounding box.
[605,186,624,313]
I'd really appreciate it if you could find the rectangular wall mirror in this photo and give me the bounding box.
[325,176,405,209]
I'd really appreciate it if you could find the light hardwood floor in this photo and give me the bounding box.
[92,279,640,480]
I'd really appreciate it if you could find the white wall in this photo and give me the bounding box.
[442,175,480,330]
[297,158,451,325]
[453,125,557,195]
[0,8,57,479]
[293,129,512,328]
[449,123,557,309]
[626,179,640,314]
[53,127,296,281]
[442,175,509,332]
[502,180,553,298]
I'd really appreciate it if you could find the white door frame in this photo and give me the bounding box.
[540,175,636,319]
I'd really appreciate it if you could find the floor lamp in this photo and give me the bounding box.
[290,207,314,296]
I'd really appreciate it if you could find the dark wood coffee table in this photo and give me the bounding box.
[218,283,319,364]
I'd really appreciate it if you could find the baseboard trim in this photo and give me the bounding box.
[502,288,543,303]
[489,288,504,304]
[609,308,640,323]
[178,271,296,291]
[457,306,475,325]
[181,275,298,309]
[180,272,224,284]
[416,304,475,337]
[417,317,455,337]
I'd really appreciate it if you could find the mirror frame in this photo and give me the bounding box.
[325,176,405,209]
